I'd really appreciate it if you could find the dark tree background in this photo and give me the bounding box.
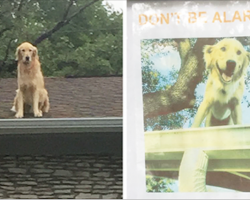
[0,0,122,78]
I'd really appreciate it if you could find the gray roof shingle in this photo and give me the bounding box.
[0,77,122,118]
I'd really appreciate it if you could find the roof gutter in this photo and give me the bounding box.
[0,117,122,134]
[0,117,123,156]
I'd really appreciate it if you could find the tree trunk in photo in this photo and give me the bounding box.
[143,38,217,119]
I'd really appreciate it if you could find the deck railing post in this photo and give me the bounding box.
[178,149,208,192]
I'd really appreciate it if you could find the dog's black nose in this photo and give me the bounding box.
[226,60,236,74]
[25,56,29,61]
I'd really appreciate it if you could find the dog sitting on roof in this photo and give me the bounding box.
[11,42,50,118]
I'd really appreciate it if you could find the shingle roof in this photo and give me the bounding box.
[0,154,122,199]
[0,77,122,118]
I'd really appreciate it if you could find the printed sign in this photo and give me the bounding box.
[126,0,250,198]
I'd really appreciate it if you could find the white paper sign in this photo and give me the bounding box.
[126,0,250,199]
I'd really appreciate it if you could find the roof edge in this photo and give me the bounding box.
[0,117,123,134]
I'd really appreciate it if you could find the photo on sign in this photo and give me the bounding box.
[141,36,250,192]
[141,37,250,130]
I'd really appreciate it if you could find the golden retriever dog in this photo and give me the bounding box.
[12,42,50,118]
[192,38,250,127]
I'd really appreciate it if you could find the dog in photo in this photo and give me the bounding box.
[12,42,50,118]
[192,38,250,127]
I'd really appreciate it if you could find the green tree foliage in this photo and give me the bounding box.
[0,0,122,78]
[146,175,174,192]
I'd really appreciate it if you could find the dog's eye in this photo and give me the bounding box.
[21,49,25,52]
[221,47,226,52]
[237,50,241,55]
[29,49,32,52]
[207,48,212,54]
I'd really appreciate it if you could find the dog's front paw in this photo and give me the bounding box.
[15,112,23,118]
[34,110,43,117]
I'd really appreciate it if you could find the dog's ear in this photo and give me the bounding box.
[203,45,213,69]
[241,52,250,76]
[247,52,250,62]
[244,52,250,69]
[32,46,39,59]
[15,46,21,61]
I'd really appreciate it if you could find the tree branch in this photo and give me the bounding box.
[176,39,191,66]
[65,0,99,23]
[33,0,100,45]
[63,0,75,20]
[143,38,217,119]
[17,0,25,12]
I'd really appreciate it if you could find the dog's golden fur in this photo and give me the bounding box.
[12,42,49,118]
[192,38,250,127]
